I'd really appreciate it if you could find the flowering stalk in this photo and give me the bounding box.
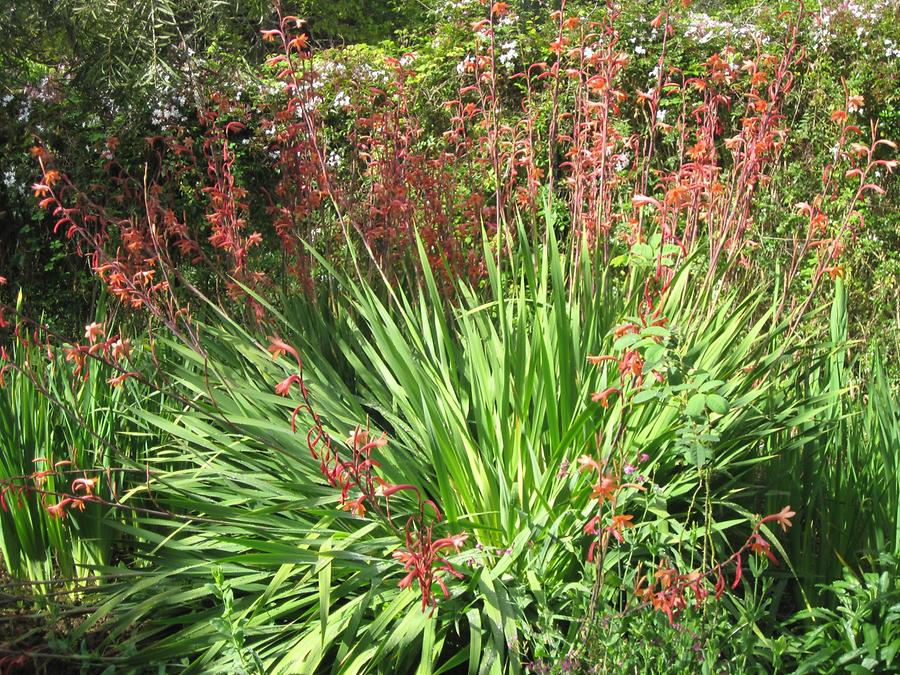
[629,506,796,625]
[269,336,467,612]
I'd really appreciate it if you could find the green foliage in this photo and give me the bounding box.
[0,224,846,671]
[0,1,897,671]
[0,305,158,590]
[781,555,900,673]
[767,279,900,604]
[1,0,269,94]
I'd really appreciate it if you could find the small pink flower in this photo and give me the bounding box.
[624,464,636,475]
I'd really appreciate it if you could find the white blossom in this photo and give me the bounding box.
[457,55,475,76]
[498,41,518,67]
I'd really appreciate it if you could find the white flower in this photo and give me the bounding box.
[499,41,518,67]
[457,55,475,75]
[334,91,350,108]
[656,108,667,123]
[634,45,646,56]
[302,94,322,112]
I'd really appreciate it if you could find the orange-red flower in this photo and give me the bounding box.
[825,265,844,280]
[107,372,139,387]
[577,454,602,474]
[340,495,366,517]
[749,532,778,564]
[274,374,302,397]
[111,338,132,361]
[432,533,468,554]
[591,387,620,408]
[614,323,639,338]
[84,322,104,343]
[45,498,71,519]
[607,513,635,543]
[491,2,510,16]
[267,336,301,365]
[591,387,621,408]
[761,505,796,533]
[590,475,619,503]
[72,477,97,495]
[32,183,52,198]
[610,513,634,532]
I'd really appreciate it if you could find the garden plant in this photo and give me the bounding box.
[0,0,898,673]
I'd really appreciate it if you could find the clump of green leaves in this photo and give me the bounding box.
[781,555,900,674]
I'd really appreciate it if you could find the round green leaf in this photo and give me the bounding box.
[685,393,707,418]
[706,394,730,414]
